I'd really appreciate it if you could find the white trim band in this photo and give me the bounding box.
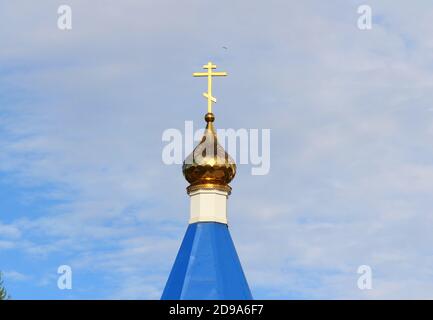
[189,189,229,224]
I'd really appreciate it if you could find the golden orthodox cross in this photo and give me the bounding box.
[193,62,227,113]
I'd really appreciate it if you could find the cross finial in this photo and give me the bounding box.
[193,61,227,114]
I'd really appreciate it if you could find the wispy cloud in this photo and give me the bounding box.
[3,270,29,282]
[1,0,433,299]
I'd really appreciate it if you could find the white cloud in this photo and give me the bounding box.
[3,270,29,282]
[0,223,21,239]
[1,0,433,299]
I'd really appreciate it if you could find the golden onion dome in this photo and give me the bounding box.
[182,112,236,194]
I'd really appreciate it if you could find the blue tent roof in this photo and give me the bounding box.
[161,222,253,300]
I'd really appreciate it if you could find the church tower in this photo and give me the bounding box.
[161,62,252,300]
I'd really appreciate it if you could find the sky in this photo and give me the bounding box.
[1,0,433,299]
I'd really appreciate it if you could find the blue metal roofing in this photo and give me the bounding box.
[161,222,253,300]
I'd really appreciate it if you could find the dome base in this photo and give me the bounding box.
[189,188,229,224]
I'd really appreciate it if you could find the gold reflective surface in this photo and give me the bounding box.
[193,61,227,113]
[183,112,236,194]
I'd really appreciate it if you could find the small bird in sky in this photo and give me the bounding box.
[222,46,228,50]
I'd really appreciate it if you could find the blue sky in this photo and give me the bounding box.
[1,0,433,299]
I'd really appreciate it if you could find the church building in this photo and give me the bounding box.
[161,62,252,299]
